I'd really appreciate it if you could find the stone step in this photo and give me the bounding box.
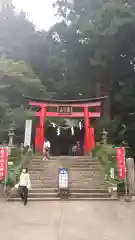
[31,163,101,169]
[50,158,94,161]
[30,184,107,189]
[70,171,103,175]
[31,159,99,163]
[31,184,58,188]
[32,169,103,175]
[70,180,106,184]
[29,188,108,194]
[32,156,92,159]
[31,177,103,182]
[69,176,104,180]
[30,172,102,177]
[8,197,118,202]
[31,182,106,187]
[31,176,58,180]
[31,180,106,185]
[30,170,102,178]
[30,175,102,180]
[31,178,105,184]
[31,159,95,163]
[31,158,98,162]
[31,162,101,166]
[70,183,106,187]
[68,165,101,168]
[29,188,58,193]
[31,180,57,184]
[30,164,101,169]
[25,192,109,198]
[70,175,105,179]
[32,157,98,160]
[30,169,101,174]
[30,166,101,171]
[30,167,101,170]
[31,175,105,181]
[31,184,107,189]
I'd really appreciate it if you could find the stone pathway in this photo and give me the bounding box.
[0,200,135,240]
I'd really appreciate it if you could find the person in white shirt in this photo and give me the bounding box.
[43,140,51,160]
[18,168,31,205]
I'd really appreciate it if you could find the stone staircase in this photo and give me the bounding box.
[8,155,115,201]
[25,155,111,201]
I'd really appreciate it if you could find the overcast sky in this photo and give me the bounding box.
[13,0,56,30]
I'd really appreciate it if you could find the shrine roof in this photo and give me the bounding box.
[24,95,107,105]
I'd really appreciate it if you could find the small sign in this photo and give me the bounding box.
[59,168,68,189]
[110,168,115,179]
[57,106,72,114]
[8,161,13,166]
[0,147,8,180]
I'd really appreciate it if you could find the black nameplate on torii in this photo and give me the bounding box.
[57,106,72,114]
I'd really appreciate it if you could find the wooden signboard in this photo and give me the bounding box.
[57,106,72,114]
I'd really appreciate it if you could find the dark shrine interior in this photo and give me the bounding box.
[45,125,84,156]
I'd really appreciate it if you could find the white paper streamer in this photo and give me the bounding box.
[57,127,60,136]
[71,126,74,135]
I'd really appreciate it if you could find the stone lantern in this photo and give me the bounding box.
[101,128,108,145]
[8,122,15,147]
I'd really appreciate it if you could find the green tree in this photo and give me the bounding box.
[0,5,35,61]
[0,56,48,136]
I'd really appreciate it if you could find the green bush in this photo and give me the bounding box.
[8,156,18,164]
[11,147,21,158]
[3,147,32,187]
[92,144,124,184]
[8,147,22,166]
[3,166,21,187]
[91,143,101,157]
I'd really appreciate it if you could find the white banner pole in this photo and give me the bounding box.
[24,120,32,147]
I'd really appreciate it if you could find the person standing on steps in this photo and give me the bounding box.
[18,168,31,206]
[72,144,77,156]
[43,140,51,160]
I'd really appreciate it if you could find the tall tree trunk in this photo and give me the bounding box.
[96,81,101,97]
[96,80,111,119]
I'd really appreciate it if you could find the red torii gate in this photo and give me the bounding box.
[27,96,106,154]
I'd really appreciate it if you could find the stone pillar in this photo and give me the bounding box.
[126,158,135,196]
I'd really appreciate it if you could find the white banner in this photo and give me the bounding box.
[24,120,32,147]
